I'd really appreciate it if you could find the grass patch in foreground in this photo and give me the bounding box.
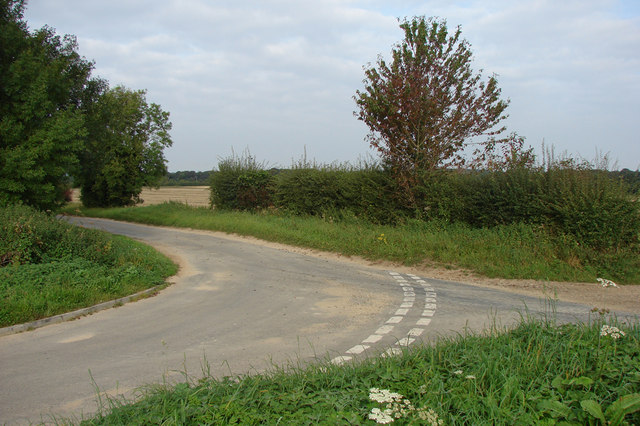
[0,205,177,327]
[63,202,640,284]
[81,316,640,424]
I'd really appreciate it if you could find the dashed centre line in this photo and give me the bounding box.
[331,272,439,364]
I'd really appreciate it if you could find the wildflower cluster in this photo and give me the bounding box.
[376,233,387,244]
[597,278,618,288]
[367,388,443,425]
[600,324,626,340]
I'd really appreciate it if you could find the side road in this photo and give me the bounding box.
[0,218,629,424]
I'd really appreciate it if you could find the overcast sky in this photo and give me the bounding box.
[24,0,640,171]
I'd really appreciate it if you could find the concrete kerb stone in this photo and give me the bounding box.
[0,285,164,337]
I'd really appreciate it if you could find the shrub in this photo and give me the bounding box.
[274,165,406,224]
[209,152,275,211]
[539,167,639,251]
[412,164,639,251]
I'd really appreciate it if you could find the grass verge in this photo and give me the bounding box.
[80,315,640,424]
[0,205,177,327]
[62,202,640,284]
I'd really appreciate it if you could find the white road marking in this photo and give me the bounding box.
[376,325,394,334]
[397,337,415,346]
[363,334,384,343]
[333,272,438,364]
[346,345,369,354]
[383,348,403,357]
[331,356,352,364]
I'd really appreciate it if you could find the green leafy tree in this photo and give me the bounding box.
[354,16,510,206]
[78,86,173,207]
[0,0,93,210]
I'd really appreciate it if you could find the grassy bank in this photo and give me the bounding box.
[81,315,640,424]
[0,205,177,327]
[63,202,640,284]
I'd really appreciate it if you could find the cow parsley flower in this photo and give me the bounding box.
[368,407,395,424]
[369,388,403,403]
[367,387,443,424]
[600,324,626,339]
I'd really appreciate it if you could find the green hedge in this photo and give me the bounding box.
[209,154,274,211]
[273,167,405,223]
[417,168,638,251]
[209,154,639,251]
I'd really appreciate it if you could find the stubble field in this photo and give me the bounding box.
[71,186,210,207]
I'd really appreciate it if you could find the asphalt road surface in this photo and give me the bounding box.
[0,217,617,424]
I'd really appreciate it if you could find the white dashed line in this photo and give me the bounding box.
[408,328,424,337]
[333,272,438,363]
[363,334,384,344]
[376,325,394,334]
[346,345,369,354]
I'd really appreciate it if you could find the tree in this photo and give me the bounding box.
[0,0,93,210]
[354,16,510,205]
[77,86,173,207]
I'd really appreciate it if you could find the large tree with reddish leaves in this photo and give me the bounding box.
[354,16,510,205]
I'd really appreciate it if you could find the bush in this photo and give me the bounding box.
[539,167,639,251]
[274,166,406,224]
[413,166,639,251]
[209,152,275,210]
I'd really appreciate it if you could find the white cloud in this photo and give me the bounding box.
[23,0,640,170]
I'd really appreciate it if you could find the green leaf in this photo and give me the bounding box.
[580,400,605,422]
[551,375,565,391]
[605,393,640,426]
[569,376,594,388]
[538,400,572,418]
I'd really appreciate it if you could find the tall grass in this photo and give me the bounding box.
[63,202,640,283]
[0,205,177,327]
[81,315,640,424]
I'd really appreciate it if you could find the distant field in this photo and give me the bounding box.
[71,186,210,207]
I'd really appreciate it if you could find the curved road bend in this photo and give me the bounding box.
[0,217,618,424]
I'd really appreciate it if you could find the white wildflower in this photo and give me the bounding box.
[369,407,395,424]
[369,388,403,403]
[465,375,476,380]
[453,370,463,375]
[417,407,445,426]
[600,324,626,339]
[368,387,444,424]
[597,278,618,288]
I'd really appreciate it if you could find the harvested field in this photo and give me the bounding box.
[71,186,210,207]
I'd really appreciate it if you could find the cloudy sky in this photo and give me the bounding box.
[24,0,640,171]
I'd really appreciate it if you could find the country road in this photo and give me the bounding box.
[0,218,624,424]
